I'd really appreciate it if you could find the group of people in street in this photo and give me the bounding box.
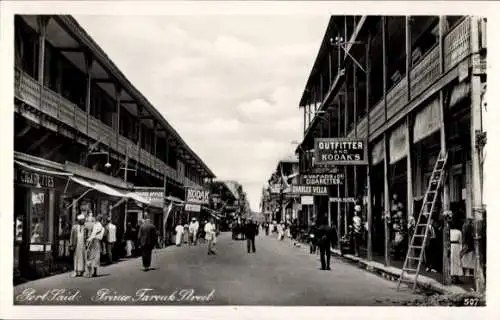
[69,213,117,277]
[174,218,217,255]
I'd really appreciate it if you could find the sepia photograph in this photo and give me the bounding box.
[0,1,495,318]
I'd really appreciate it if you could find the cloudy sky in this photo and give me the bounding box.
[75,15,328,211]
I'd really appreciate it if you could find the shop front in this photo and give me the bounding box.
[370,138,386,257]
[14,159,73,281]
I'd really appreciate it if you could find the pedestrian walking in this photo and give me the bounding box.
[85,214,105,277]
[308,223,317,254]
[205,218,216,255]
[189,218,199,245]
[175,222,184,246]
[315,217,335,271]
[105,217,117,264]
[124,222,136,257]
[277,222,284,240]
[69,214,86,277]
[244,219,258,253]
[138,217,157,271]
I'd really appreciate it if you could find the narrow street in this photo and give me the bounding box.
[14,232,418,306]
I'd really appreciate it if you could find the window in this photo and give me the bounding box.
[30,190,47,244]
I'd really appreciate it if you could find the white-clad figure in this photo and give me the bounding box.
[175,222,184,246]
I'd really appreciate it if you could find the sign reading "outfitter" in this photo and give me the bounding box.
[185,188,210,205]
[314,138,368,165]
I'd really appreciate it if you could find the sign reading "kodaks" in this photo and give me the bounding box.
[314,138,368,165]
[185,187,210,205]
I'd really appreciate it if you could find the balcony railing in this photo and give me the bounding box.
[14,68,203,189]
[345,16,472,142]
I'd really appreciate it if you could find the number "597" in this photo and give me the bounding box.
[463,298,480,306]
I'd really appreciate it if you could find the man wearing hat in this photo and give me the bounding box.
[352,204,363,257]
[69,214,86,277]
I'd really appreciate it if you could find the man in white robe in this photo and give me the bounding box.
[69,214,86,277]
[175,222,184,246]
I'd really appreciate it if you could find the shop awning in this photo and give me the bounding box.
[70,177,127,198]
[125,192,151,206]
[15,160,73,176]
[165,195,184,204]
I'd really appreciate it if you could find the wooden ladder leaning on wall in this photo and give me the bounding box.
[397,151,448,292]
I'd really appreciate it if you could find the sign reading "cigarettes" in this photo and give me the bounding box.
[314,138,368,165]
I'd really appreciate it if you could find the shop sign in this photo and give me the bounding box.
[301,173,344,185]
[284,185,328,196]
[134,187,164,204]
[14,167,55,188]
[301,195,314,205]
[329,197,356,203]
[389,123,408,164]
[314,138,368,165]
[185,203,201,212]
[413,98,441,143]
[185,187,210,205]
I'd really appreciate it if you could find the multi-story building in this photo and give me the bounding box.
[296,16,486,285]
[263,156,300,223]
[13,15,215,280]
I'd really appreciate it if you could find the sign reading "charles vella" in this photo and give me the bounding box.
[285,185,328,196]
[301,173,344,185]
[314,138,368,165]
[185,187,210,205]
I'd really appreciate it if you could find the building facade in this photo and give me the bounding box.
[14,15,216,281]
[296,16,487,286]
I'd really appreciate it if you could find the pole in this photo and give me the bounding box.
[123,153,129,231]
[469,16,486,293]
[438,16,452,286]
[365,38,373,261]
[382,17,390,266]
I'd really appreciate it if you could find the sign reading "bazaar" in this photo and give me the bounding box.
[301,173,344,185]
[185,187,210,205]
[314,138,368,165]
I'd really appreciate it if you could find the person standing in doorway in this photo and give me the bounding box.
[69,214,86,277]
[205,218,216,255]
[352,205,363,257]
[244,219,258,254]
[460,218,475,277]
[138,217,157,271]
[315,216,334,270]
[105,217,117,264]
[450,220,464,283]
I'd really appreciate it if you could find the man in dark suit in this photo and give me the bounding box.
[244,219,258,253]
[138,216,157,271]
[315,216,336,270]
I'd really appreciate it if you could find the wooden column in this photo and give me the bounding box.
[337,98,341,247]
[303,106,307,135]
[37,16,50,85]
[366,35,373,261]
[114,83,121,150]
[405,16,414,228]
[353,62,358,198]
[344,82,349,235]
[405,16,412,101]
[438,16,452,286]
[137,106,143,170]
[382,17,391,266]
[329,50,333,85]
[153,120,158,158]
[84,51,93,140]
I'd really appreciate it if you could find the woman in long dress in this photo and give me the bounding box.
[450,223,464,282]
[86,214,105,277]
[175,222,184,246]
[70,214,86,277]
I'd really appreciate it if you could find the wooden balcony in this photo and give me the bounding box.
[346,16,472,142]
[14,68,184,185]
